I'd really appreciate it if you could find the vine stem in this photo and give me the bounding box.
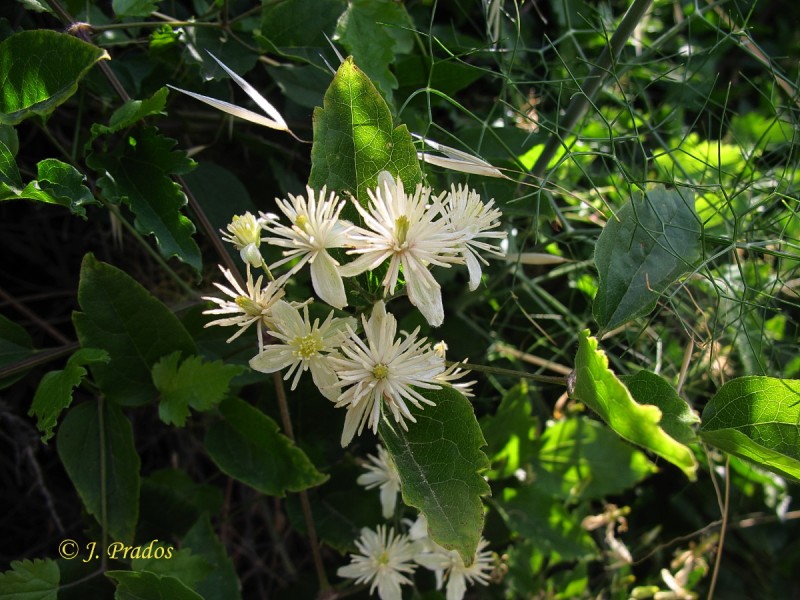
[448,360,568,386]
[706,455,730,600]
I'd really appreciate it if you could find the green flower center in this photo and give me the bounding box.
[294,333,323,359]
[235,296,262,317]
[372,363,390,380]
[377,550,390,565]
[395,215,411,246]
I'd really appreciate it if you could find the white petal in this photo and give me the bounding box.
[446,571,467,600]
[406,271,444,327]
[310,360,341,402]
[464,249,483,291]
[310,252,347,308]
[167,85,288,131]
[249,347,295,373]
[379,482,398,519]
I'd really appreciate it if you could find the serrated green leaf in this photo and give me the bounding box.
[182,516,241,600]
[495,486,598,561]
[132,547,212,589]
[572,330,698,479]
[0,558,59,600]
[0,30,108,125]
[699,377,800,481]
[308,56,422,214]
[205,397,328,496]
[112,0,158,17]
[378,386,490,565]
[621,370,700,445]
[532,417,658,501]
[89,87,169,142]
[593,186,701,331]
[87,127,200,271]
[0,313,34,390]
[153,351,245,426]
[29,348,110,442]
[334,0,414,104]
[56,401,140,543]
[106,570,204,600]
[72,254,196,406]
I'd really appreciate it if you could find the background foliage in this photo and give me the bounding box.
[1,0,799,599]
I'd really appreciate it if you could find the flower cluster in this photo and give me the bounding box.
[203,172,504,445]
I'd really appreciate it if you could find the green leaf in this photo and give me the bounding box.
[0,558,59,600]
[480,382,537,478]
[182,516,242,600]
[87,127,201,271]
[106,570,204,600]
[0,139,22,189]
[699,377,800,481]
[56,401,140,543]
[378,386,490,565]
[308,56,422,214]
[621,370,700,445]
[572,330,698,479]
[205,397,328,496]
[0,313,34,390]
[89,87,169,141]
[132,547,212,590]
[139,470,223,540]
[0,30,109,125]
[112,0,158,18]
[495,486,598,561]
[593,186,701,331]
[258,0,346,64]
[72,254,196,406]
[29,348,110,443]
[532,417,657,501]
[153,352,245,426]
[334,0,415,104]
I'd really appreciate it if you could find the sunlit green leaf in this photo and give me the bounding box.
[532,417,658,501]
[480,381,537,477]
[107,570,203,600]
[72,254,196,406]
[205,398,328,496]
[0,30,108,125]
[57,401,140,543]
[152,352,245,427]
[700,377,800,481]
[379,386,490,565]
[334,0,415,104]
[0,558,59,600]
[87,127,201,271]
[29,348,110,443]
[621,370,700,445]
[89,87,169,141]
[593,186,701,332]
[572,330,698,479]
[308,56,421,215]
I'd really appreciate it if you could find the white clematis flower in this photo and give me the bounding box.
[327,301,445,446]
[337,525,417,600]
[340,172,463,327]
[357,445,402,519]
[220,212,265,268]
[441,184,506,291]
[414,537,494,600]
[262,186,351,309]
[248,300,353,400]
[202,265,286,350]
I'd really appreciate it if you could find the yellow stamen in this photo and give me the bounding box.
[372,363,390,380]
[235,295,262,316]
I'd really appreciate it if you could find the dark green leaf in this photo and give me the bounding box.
[72,254,196,406]
[87,127,200,271]
[621,370,700,445]
[0,30,108,125]
[106,570,203,600]
[0,139,22,189]
[334,0,414,104]
[379,386,490,565]
[495,486,598,561]
[700,377,800,481]
[531,417,658,501]
[57,401,140,543]
[139,470,223,540]
[29,348,110,442]
[259,0,346,63]
[182,516,241,600]
[593,186,701,331]
[112,0,157,18]
[132,547,212,589]
[153,352,245,426]
[308,56,422,214]
[0,313,34,390]
[572,330,698,479]
[0,558,59,600]
[205,397,328,496]
[89,87,169,141]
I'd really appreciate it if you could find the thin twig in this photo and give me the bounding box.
[0,287,71,345]
[706,457,730,600]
